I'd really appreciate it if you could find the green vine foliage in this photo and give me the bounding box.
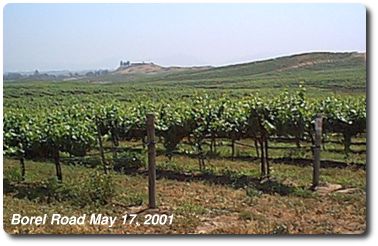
[4,86,366,160]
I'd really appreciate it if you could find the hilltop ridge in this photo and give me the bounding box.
[4,52,366,92]
[112,52,365,78]
[113,61,212,75]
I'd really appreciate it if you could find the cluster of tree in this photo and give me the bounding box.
[4,69,110,81]
[85,70,109,77]
[4,70,67,81]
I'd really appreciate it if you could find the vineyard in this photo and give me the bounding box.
[4,86,366,182]
[3,52,367,234]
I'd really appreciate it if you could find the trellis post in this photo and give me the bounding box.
[312,113,322,188]
[146,113,157,209]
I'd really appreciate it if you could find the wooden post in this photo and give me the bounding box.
[146,113,157,209]
[231,139,235,161]
[254,139,259,158]
[259,139,266,178]
[20,156,25,181]
[312,114,322,188]
[97,125,108,174]
[54,149,62,182]
[265,138,270,178]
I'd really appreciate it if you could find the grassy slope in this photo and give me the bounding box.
[104,52,366,91]
[3,52,367,106]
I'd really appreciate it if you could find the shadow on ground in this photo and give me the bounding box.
[122,168,297,196]
[3,178,55,202]
[155,149,365,170]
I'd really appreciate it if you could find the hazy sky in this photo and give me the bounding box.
[4,3,366,72]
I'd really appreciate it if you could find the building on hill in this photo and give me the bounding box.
[120,60,130,68]
[119,60,156,69]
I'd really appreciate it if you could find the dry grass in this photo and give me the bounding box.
[3,156,366,234]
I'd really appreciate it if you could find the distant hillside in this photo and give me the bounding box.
[150,52,365,80]
[13,52,360,92]
[113,62,212,75]
[109,52,365,91]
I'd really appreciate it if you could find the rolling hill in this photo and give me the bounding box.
[105,52,365,91]
[4,52,366,93]
[113,62,212,75]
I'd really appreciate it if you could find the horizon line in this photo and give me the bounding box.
[4,49,366,74]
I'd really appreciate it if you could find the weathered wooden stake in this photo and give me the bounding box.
[146,113,157,209]
[312,114,322,188]
[265,138,270,178]
[231,139,235,161]
[20,156,25,181]
[97,125,109,174]
[54,149,62,182]
[260,139,266,177]
[254,139,260,158]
